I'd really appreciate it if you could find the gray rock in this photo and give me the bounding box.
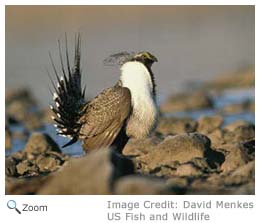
[16,160,38,176]
[203,161,254,195]
[223,124,254,143]
[189,157,213,172]
[231,182,254,195]
[223,120,253,132]
[156,117,197,135]
[166,177,189,189]
[207,129,225,147]
[203,67,254,90]
[24,133,61,156]
[219,143,250,173]
[6,88,43,129]
[5,127,12,150]
[137,133,211,170]
[6,88,36,105]
[147,162,180,177]
[114,175,170,195]
[36,156,60,173]
[23,112,43,130]
[224,161,254,185]
[197,115,223,134]
[6,100,34,123]
[6,133,66,178]
[6,175,50,195]
[38,149,134,195]
[241,140,255,160]
[175,163,203,177]
[122,136,161,157]
[220,100,254,114]
[10,151,25,161]
[160,91,213,113]
[5,157,18,177]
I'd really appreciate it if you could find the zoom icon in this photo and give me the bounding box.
[7,200,21,214]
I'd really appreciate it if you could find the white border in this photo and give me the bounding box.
[1,1,258,222]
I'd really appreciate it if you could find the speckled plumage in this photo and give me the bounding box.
[49,34,158,152]
[79,84,131,151]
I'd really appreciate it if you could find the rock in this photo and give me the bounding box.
[147,162,180,177]
[10,151,25,161]
[122,136,161,157]
[8,106,43,130]
[114,175,171,195]
[197,115,223,134]
[204,161,254,194]
[224,161,254,185]
[24,133,61,156]
[5,127,12,150]
[5,133,66,178]
[6,88,36,105]
[190,157,213,172]
[220,100,254,114]
[204,67,254,90]
[23,112,43,130]
[160,91,213,112]
[242,140,255,160]
[6,101,43,129]
[188,179,233,195]
[224,123,255,143]
[156,117,197,135]
[16,160,39,176]
[5,157,18,177]
[175,163,203,177]
[137,133,212,170]
[16,160,30,175]
[219,143,250,173]
[6,88,43,129]
[223,120,253,132]
[36,156,60,173]
[6,175,50,195]
[38,149,134,195]
[6,100,28,122]
[173,157,212,177]
[231,182,255,195]
[207,129,225,147]
[166,177,189,189]
[147,157,212,178]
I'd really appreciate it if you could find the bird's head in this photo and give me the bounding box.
[132,51,158,68]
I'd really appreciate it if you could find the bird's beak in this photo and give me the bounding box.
[153,56,158,62]
[148,54,158,62]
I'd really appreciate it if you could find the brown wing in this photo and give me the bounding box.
[79,85,131,151]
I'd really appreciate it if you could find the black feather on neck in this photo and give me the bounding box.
[147,66,156,98]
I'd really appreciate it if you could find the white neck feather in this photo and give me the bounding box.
[120,61,158,138]
[120,61,153,103]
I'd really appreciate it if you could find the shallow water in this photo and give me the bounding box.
[6,88,255,157]
[166,88,255,125]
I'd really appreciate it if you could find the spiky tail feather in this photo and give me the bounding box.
[48,34,86,147]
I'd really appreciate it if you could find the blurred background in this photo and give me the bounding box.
[5,6,256,194]
[6,5,254,106]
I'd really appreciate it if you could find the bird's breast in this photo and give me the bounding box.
[126,97,158,138]
[120,61,158,138]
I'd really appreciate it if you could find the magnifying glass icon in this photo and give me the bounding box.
[7,200,21,214]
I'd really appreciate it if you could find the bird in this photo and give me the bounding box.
[48,34,158,153]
